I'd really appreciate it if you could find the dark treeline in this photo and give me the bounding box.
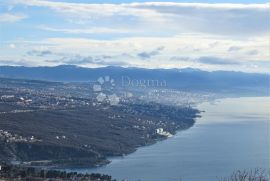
[1,163,269,181]
[0,163,116,181]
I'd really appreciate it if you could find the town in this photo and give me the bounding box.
[0,77,199,168]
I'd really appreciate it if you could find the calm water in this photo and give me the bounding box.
[77,97,270,181]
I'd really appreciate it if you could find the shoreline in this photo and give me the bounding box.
[57,114,202,171]
[15,113,201,171]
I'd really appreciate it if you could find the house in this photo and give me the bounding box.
[156,128,173,137]
[156,128,163,134]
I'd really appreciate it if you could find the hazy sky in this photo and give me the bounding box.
[0,0,269,72]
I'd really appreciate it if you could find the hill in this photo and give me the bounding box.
[0,65,268,95]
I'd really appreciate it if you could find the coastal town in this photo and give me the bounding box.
[0,77,199,168]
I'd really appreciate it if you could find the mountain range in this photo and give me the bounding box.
[0,65,269,95]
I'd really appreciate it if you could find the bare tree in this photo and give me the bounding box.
[217,168,270,181]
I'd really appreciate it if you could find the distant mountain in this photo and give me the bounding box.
[0,65,269,95]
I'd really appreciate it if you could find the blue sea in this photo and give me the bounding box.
[75,97,270,181]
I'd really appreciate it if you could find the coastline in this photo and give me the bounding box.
[14,111,201,171]
[72,97,270,181]
[60,113,202,171]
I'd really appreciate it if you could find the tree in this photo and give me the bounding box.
[217,168,270,181]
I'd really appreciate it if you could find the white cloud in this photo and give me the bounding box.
[12,0,269,36]
[38,25,131,34]
[9,43,16,48]
[0,13,27,23]
[132,3,269,36]
[128,2,268,10]
[1,34,269,72]
[1,1,269,72]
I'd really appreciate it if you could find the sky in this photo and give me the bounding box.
[0,0,269,72]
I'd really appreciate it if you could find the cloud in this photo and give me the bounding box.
[170,56,193,62]
[246,50,259,55]
[38,25,131,34]
[27,50,53,56]
[45,55,130,66]
[228,46,242,52]
[25,48,132,66]
[0,1,268,73]
[170,56,240,65]
[0,13,27,23]
[137,46,164,59]
[1,18,269,73]
[12,1,269,36]
[9,44,16,49]
[198,56,239,65]
[12,0,156,23]
[0,59,30,66]
[9,34,266,71]
[45,55,93,64]
[128,3,269,35]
